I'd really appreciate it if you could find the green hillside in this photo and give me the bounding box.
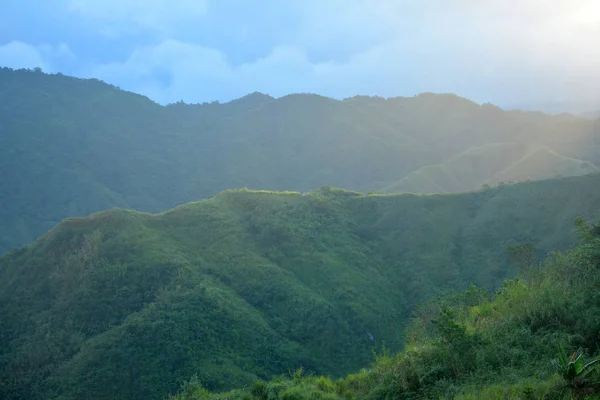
[494,146,599,183]
[383,143,599,194]
[1,68,599,254]
[1,174,600,400]
[176,217,600,400]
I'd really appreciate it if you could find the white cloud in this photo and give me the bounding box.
[67,0,208,35]
[84,40,224,101]
[6,0,599,109]
[0,42,48,70]
[40,43,77,63]
[82,0,600,107]
[0,41,75,72]
[83,41,345,103]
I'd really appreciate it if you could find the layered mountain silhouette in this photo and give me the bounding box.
[0,67,599,253]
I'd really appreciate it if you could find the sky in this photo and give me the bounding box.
[0,0,599,111]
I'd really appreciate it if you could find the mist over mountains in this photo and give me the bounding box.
[2,0,600,398]
[1,67,599,254]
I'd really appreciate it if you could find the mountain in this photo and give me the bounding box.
[1,68,599,254]
[174,218,600,400]
[382,143,598,194]
[494,146,598,183]
[505,100,600,115]
[581,110,600,119]
[1,174,600,400]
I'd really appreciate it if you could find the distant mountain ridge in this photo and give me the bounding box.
[581,110,600,119]
[382,143,599,194]
[0,67,599,253]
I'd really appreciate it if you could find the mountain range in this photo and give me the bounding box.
[1,67,599,254]
[2,67,600,399]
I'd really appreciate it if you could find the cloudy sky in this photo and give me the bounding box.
[0,0,599,110]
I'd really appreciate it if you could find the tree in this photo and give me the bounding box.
[432,307,480,377]
[574,217,600,243]
[553,347,600,396]
[507,243,536,269]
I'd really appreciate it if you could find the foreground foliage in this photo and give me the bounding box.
[172,218,600,399]
[1,175,600,399]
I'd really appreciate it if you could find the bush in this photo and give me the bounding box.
[250,380,268,400]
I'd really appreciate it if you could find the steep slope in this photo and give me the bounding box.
[0,69,171,251]
[181,219,600,400]
[1,68,599,253]
[383,143,598,193]
[1,174,600,399]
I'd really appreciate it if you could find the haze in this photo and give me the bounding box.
[1,0,598,112]
[4,1,600,399]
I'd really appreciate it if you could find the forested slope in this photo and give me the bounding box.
[178,217,600,400]
[1,174,599,399]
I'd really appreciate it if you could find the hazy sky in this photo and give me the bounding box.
[0,0,599,110]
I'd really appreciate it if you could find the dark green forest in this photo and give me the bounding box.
[171,217,600,399]
[1,68,599,253]
[1,174,600,399]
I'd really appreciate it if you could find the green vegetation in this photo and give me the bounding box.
[2,67,600,399]
[1,174,600,399]
[1,68,599,253]
[171,216,600,399]
[383,143,598,194]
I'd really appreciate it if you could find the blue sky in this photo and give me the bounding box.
[0,0,599,111]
